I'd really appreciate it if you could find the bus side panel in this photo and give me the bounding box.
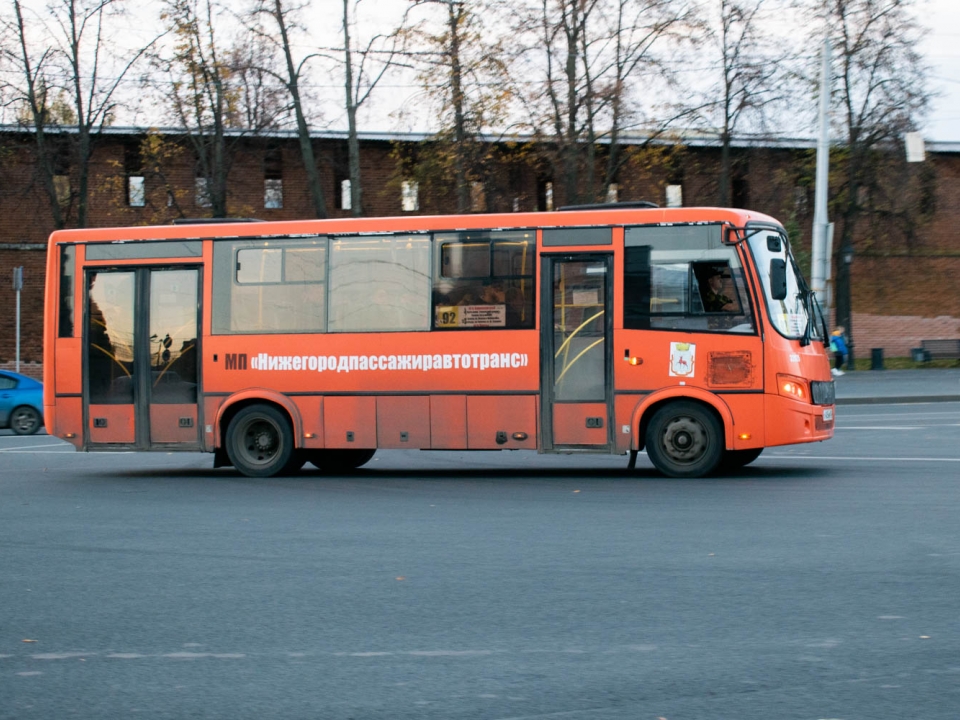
[204,396,224,451]
[53,396,83,449]
[54,338,82,395]
[377,396,430,449]
[324,396,377,448]
[723,393,766,449]
[466,396,537,450]
[552,402,608,446]
[88,405,135,444]
[297,396,324,448]
[430,395,467,449]
[149,404,199,445]
[614,394,641,453]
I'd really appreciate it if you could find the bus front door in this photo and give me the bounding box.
[541,255,613,452]
[85,267,200,450]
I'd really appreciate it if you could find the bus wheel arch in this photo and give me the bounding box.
[634,393,731,478]
[216,391,303,451]
[217,394,303,478]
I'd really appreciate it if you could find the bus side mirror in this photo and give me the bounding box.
[770,259,787,300]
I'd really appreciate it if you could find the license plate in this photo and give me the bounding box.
[822,408,834,422]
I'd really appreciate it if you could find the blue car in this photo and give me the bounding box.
[0,370,44,435]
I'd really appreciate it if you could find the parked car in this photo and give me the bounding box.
[0,370,44,435]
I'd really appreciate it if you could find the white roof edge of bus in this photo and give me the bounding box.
[48,207,782,243]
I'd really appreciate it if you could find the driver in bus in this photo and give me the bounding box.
[702,267,736,312]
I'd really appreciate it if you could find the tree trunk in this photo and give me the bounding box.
[719,130,731,207]
[274,0,327,218]
[448,0,469,213]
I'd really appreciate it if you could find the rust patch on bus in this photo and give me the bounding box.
[707,351,754,387]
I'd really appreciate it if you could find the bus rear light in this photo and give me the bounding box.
[777,374,809,402]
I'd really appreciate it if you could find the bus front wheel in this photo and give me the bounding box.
[226,404,295,478]
[307,449,376,473]
[645,401,723,478]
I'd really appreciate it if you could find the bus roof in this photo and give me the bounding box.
[47,206,783,245]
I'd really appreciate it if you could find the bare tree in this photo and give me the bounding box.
[513,0,693,205]
[401,0,511,212]
[698,0,791,206]
[3,0,157,228]
[594,0,694,197]
[3,0,66,227]
[252,0,327,217]
[333,0,408,216]
[815,0,930,360]
[157,0,283,217]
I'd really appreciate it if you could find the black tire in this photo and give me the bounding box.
[719,447,763,472]
[10,406,41,435]
[307,449,376,473]
[225,404,295,478]
[645,400,723,478]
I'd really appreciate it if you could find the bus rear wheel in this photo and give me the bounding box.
[226,404,295,478]
[307,449,376,473]
[645,401,723,478]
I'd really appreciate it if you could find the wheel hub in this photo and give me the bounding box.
[662,417,706,462]
[253,430,275,452]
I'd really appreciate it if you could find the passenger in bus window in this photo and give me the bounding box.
[702,267,736,312]
[505,287,527,327]
[480,282,506,305]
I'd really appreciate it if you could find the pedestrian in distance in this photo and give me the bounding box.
[830,326,849,376]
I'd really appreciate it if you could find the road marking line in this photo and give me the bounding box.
[0,443,71,452]
[836,426,921,430]
[765,455,960,463]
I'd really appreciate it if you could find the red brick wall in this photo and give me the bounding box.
[2,129,959,372]
[850,313,960,358]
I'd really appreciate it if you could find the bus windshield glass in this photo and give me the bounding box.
[748,229,817,341]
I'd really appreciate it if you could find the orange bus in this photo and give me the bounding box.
[43,205,835,478]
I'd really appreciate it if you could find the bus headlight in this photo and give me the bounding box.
[777,374,809,402]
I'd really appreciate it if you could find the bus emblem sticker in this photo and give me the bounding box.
[669,342,696,378]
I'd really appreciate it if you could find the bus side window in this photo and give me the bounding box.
[623,225,754,334]
[212,237,326,334]
[433,231,535,330]
[328,234,430,333]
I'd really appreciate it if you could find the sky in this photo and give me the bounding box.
[916,0,960,142]
[4,0,960,143]
[312,0,960,144]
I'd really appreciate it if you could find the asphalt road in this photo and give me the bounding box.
[2,402,960,720]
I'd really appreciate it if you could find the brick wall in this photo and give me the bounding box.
[849,313,960,358]
[0,248,47,365]
[2,128,958,370]
[0,361,43,380]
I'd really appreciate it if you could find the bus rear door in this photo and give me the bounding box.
[84,267,201,450]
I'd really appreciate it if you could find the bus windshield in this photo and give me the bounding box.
[748,229,820,342]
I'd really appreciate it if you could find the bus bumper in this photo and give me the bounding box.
[765,394,835,446]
